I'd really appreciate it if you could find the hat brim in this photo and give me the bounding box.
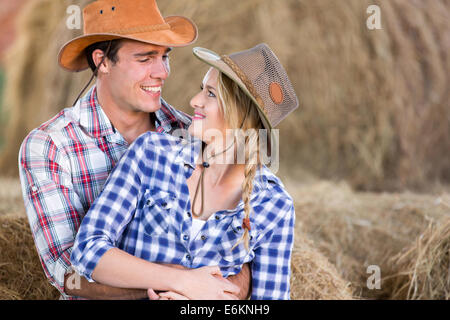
[192,47,273,133]
[59,15,198,72]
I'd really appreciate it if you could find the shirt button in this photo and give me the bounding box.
[187,212,191,218]
[201,235,207,241]
[183,235,189,241]
[215,215,220,220]
[186,254,191,260]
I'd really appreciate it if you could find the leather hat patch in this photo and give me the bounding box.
[269,82,284,104]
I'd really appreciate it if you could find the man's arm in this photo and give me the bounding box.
[64,271,147,299]
[19,130,146,300]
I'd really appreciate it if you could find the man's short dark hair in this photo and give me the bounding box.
[85,40,124,72]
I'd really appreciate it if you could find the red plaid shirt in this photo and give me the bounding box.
[18,86,191,299]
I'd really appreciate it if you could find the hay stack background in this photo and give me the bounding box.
[2,177,449,300]
[290,233,353,300]
[0,177,355,300]
[0,0,449,301]
[287,178,450,299]
[0,213,354,300]
[0,0,449,191]
[0,215,59,300]
[388,219,450,300]
[0,0,28,62]
[0,0,92,176]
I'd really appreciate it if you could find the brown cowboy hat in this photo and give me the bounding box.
[58,0,198,72]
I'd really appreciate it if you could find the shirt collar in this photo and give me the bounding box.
[156,98,191,134]
[78,86,115,138]
[178,135,202,170]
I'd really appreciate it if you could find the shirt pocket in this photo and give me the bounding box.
[141,189,177,237]
[217,215,261,265]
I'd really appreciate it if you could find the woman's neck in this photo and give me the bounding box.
[198,138,245,186]
[204,162,245,188]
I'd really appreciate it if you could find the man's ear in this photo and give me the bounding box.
[92,49,110,74]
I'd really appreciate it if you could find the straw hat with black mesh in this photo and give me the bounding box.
[192,43,299,152]
[58,0,198,72]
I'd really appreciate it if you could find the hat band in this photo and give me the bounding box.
[106,23,171,35]
[220,55,266,115]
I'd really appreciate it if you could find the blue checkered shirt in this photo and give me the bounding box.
[71,132,295,300]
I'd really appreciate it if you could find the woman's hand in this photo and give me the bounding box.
[173,266,240,300]
[147,289,189,300]
[146,264,240,300]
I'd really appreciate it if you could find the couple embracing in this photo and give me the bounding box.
[19,0,298,300]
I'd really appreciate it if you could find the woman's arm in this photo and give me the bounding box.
[250,201,295,300]
[91,248,239,299]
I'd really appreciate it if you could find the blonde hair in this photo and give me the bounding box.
[216,71,263,251]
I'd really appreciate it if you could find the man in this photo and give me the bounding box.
[19,0,250,300]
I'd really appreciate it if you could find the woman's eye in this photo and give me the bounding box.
[200,85,215,97]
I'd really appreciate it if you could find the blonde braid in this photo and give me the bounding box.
[232,131,259,251]
[217,70,264,252]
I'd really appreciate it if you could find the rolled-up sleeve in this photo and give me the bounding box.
[19,130,83,296]
[250,198,295,300]
[70,135,149,281]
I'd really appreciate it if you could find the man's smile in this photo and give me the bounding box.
[140,85,162,96]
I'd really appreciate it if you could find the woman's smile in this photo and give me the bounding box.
[192,111,206,120]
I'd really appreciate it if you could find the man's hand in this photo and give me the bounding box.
[227,263,252,299]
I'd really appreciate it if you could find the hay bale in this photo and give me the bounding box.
[288,179,450,299]
[0,215,59,300]
[290,233,353,300]
[0,176,26,216]
[387,219,450,300]
[0,284,22,300]
[1,0,449,192]
[0,212,354,300]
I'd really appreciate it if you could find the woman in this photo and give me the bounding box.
[71,43,299,300]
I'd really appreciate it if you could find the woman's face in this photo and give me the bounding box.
[188,68,228,145]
